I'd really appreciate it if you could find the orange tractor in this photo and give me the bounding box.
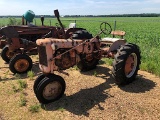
[33,10,141,104]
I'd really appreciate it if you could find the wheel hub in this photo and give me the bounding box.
[125,53,137,78]
[86,54,93,61]
[43,81,62,100]
[14,59,29,72]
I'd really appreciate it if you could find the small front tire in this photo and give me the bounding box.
[35,74,66,104]
[9,54,32,74]
[33,74,45,94]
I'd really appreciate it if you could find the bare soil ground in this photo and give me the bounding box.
[0,55,160,120]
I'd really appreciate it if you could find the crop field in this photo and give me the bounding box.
[0,17,160,76]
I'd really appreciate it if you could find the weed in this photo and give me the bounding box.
[17,80,27,90]
[27,71,35,80]
[14,73,21,79]
[29,104,41,113]
[58,107,65,112]
[137,106,145,114]
[19,94,27,107]
[3,70,10,79]
[93,71,98,76]
[101,58,113,66]
[12,84,19,93]
[11,80,27,93]
[72,65,79,70]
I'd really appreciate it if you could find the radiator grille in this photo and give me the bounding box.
[38,46,48,66]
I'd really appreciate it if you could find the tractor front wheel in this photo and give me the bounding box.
[9,54,32,74]
[112,43,141,85]
[35,74,66,104]
[33,74,45,94]
[1,45,14,63]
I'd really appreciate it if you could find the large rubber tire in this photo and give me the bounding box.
[1,45,14,63]
[72,29,99,71]
[9,54,32,74]
[72,30,93,39]
[33,74,45,94]
[35,74,66,104]
[77,57,99,72]
[112,43,141,85]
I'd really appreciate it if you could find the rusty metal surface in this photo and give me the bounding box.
[0,25,58,57]
[0,26,19,38]
[0,40,7,49]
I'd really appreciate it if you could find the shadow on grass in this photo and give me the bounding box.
[42,65,156,116]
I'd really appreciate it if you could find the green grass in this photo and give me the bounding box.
[58,107,65,112]
[11,80,27,92]
[93,71,97,76]
[29,104,41,113]
[17,80,27,90]
[19,93,27,107]
[1,17,160,76]
[27,70,35,80]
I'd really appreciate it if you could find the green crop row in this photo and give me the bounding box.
[0,17,160,76]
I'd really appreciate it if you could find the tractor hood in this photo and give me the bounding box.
[36,38,84,48]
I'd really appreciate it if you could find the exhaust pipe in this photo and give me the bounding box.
[54,9,65,38]
[41,16,44,26]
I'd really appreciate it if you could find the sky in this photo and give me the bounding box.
[0,0,160,15]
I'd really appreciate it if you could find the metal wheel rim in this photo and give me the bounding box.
[125,53,137,78]
[43,81,62,100]
[14,59,29,72]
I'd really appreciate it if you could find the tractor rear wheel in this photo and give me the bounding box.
[112,43,141,85]
[72,29,93,39]
[35,74,66,104]
[72,30,99,71]
[9,54,32,74]
[1,45,14,63]
[77,56,99,72]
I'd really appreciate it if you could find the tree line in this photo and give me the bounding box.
[0,13,160,18]
[64,13,160,17]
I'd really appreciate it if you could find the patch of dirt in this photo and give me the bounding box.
[0,56,160,120]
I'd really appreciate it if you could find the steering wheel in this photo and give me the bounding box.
[100,22,112,35]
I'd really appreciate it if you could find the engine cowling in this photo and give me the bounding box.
[55,49,77,70]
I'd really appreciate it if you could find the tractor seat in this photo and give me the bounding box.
[101,38,122,43]
[101,30,125,43]
[111,30,125,38]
